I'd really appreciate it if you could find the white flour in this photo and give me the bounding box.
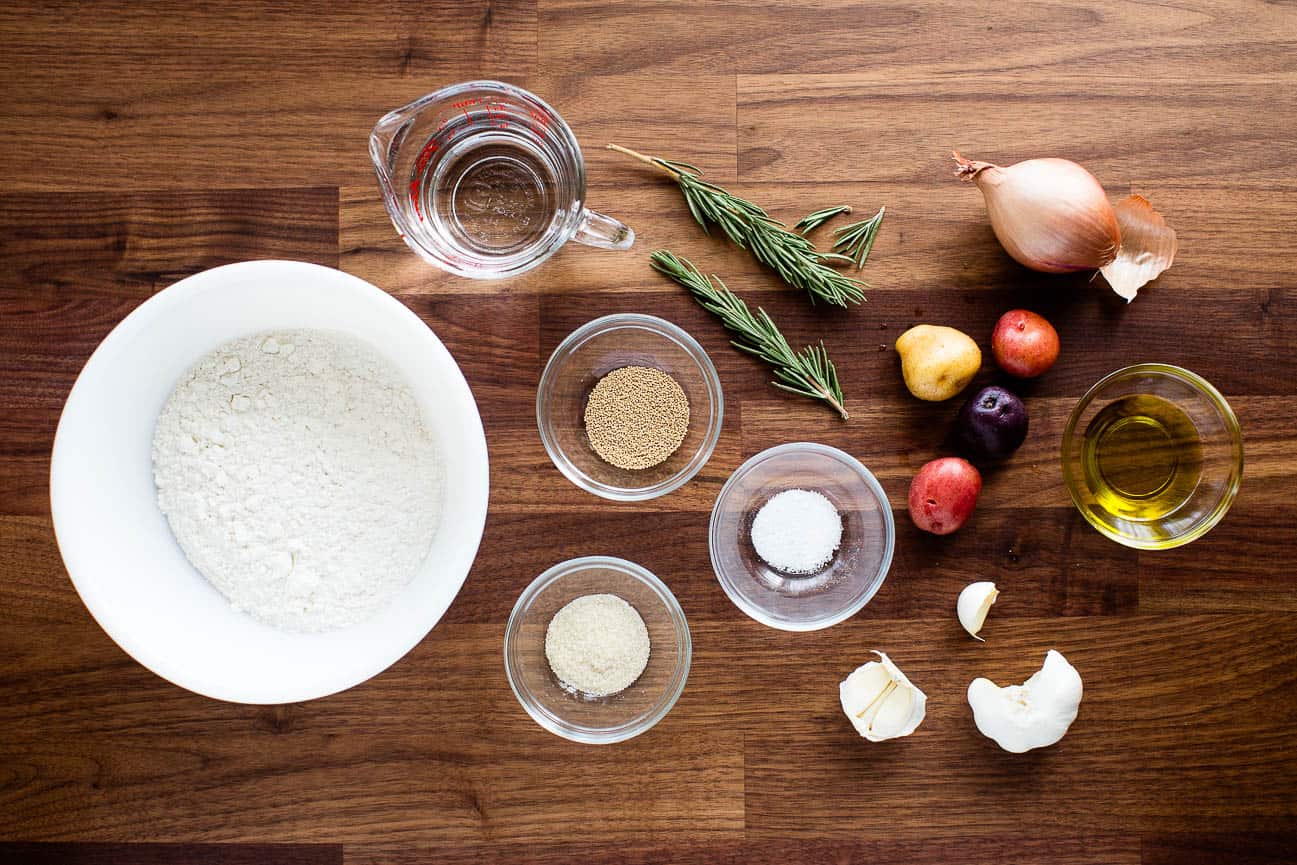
[152,329,442,632]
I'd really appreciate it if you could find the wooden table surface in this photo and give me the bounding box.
[3,2,1296,863]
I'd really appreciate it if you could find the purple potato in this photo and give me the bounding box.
[955,385,1029,461]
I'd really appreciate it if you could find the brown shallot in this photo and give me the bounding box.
[953,152,1177,301]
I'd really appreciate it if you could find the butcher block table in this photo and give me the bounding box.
[2,2,1296,863]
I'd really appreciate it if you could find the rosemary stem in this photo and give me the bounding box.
[787,381,849,421]
[826,392,848,421]
[606,143,676,174]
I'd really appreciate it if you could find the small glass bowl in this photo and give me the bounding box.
[709,443,895,631]
[537,314,723,501]
[1062,363,1243,550]
[504,556,691,744]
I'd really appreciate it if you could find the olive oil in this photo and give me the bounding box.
[1081,394,1203,523]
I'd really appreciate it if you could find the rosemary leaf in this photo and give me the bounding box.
[661,157,703,174]
[682,186,708,232]
[832,206,886,270]
[817,252,857,266]
[794,204,852,234]
[649,249,849,420]
[609,143,867,308]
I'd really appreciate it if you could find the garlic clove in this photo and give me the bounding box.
[870,681,915,734]
[956,581,999,641]
[839,651,927,742]
[1099,194,1178,302]
[966,649,1083,753]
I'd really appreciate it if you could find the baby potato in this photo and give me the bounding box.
[992,309,1060,378]
[909,457,982,535]
[895,324,982,401]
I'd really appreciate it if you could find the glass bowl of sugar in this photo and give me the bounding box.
[536,314,723,501]
[709,442,895,631]
[504,556,691,744]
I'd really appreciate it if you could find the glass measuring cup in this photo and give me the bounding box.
[369,81,633,279]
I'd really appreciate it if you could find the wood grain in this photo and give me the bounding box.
[538,0,1297,77]
[734,74,1297,187]
[0,843,341,865]
[345,836,1141,865]
[2,1,1296,863]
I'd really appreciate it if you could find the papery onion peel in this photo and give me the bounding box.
[1100,194,1179,302]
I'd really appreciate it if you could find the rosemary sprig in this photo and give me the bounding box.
[650,249,848,420]
[609,144,866,308]
[795,204,852,234]
[832,206,886,270]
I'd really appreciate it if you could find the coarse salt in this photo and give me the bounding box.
[750,488,843,574]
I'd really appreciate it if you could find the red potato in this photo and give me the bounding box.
[992,309,1060,378]
[909,457,982,535]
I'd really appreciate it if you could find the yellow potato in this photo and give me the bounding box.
[895,325,982,401]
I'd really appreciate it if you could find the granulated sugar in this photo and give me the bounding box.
[544,593,651,696]
[751,488,843,574]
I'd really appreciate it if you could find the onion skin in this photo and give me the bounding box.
[954,152,1121,273]
[1100,194,1179,302]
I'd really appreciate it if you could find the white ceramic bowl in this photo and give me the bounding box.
[50,260,489,704]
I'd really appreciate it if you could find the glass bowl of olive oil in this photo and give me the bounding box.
[1062,364,1242,550]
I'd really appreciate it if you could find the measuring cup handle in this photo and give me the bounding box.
[573,208,635,250]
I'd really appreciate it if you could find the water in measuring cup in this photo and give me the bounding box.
[410,127,562,260]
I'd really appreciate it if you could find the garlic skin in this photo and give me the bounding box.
[967,649,1083,753]
[839,651,927,742]
[954,152,1120,273]
[957,581,999,640]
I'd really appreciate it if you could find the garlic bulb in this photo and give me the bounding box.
[839,651,927,742]
[956,581,999,640]
[953,152,1176,301]
[967,649,1083,753]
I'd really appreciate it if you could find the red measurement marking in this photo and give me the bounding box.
[443,100,540,134]
[409,135,442,221]
[408,179,422,219]
[493,102,516,129]
[452,97,483,122]
[414,138,438,174]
